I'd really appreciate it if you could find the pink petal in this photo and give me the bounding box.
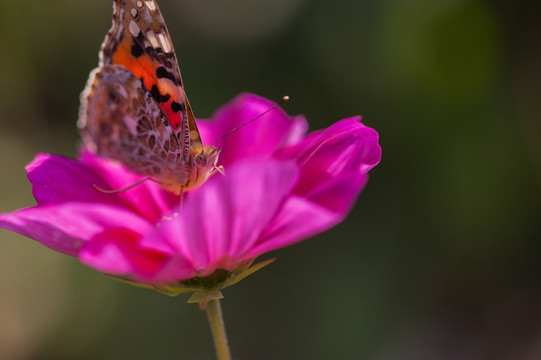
[246,118,382,254]
[27,153,122,206]
[197,93,308,167]
[79,150,177,222]
[79,228,168,278]
[247,195,340,257]
[277,117,381,213]
[0,203,151,257]
[140,160,299,282]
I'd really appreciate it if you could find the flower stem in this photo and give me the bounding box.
[206,299,232,360]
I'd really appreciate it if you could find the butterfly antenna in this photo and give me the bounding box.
[92,177,156,194]
[210,96,290,146]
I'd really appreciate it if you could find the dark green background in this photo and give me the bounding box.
[1,0,540,359]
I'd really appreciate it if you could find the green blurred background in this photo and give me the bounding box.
[1,0,540,359]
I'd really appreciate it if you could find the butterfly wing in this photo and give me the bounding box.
[99,0,201,160]
[79,65,188,186]
[79,0,219,193]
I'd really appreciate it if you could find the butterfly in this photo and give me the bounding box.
[78,0,220,195]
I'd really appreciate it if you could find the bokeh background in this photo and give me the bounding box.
[1,0,540,359]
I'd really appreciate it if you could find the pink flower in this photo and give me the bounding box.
[0,94,381,295]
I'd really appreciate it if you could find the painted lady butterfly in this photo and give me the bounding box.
[78,0,220,195]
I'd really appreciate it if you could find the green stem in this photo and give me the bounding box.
[206,299,232,360]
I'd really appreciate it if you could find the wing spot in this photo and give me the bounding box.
[137,116,153,132]
[129,20,141,37]
[189,130,200,139]
[136,1,143,8]
[145,0,157,11]
[131,8,138,18]
[171,101,184,113]
[131,40,144,57]
[100,122,112,135]
[150,84,171,103]
[148,135,156,149]
[146,30,160,49]
[158,33,172,53]
[155,66,178,85]
[169,132,180,152]
[155,116,163,128]
[108,91,117,102]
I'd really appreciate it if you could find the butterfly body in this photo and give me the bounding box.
[78,0,219,194]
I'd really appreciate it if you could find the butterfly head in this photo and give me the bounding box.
[186,144,221,190]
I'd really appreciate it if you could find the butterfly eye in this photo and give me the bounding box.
[194,154,207,167]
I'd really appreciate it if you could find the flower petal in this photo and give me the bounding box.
[0,203,151,257]
[197,93,308,167]
[247,195,340,257]
[79,150,177,222]
[27,153,122,206]
[247,118,382,254]
[277,117,381,213]
[5,95,381,287]
[79,228,168,277]
[139,160,299,282]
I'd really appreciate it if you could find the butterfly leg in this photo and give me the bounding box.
[179,186,184,209]
[92,177,153,194]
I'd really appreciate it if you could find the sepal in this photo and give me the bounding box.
[106,258,276,305]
